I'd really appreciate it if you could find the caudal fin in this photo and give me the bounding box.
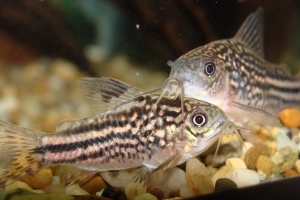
[0,120,44,188]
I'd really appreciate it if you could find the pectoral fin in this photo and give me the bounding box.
[229,101,282,128]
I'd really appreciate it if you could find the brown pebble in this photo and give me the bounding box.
[278,108,300,128]
[81,175,107,194]
[284,169,298,178]
[256,155,272,179]
[244,143,272,170]
[21,167,52,189]
[148,188,165,200]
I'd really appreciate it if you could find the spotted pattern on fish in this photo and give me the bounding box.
[169,8,300,117]
[33,95,216,171]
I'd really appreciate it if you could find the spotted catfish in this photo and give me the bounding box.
[0,77,238,188]
[167,7,299,128]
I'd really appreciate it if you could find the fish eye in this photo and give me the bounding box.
[191,112,207,127]
[204,62,215,76]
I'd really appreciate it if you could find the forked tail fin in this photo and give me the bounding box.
[0,120,44,188]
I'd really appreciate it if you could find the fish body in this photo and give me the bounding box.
[168,7,300,128]
[0,77,236,187]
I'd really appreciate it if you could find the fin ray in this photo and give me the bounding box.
[78,77,144,114]
[234,7,264,58]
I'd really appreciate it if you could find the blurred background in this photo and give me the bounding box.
[0,0,300,133]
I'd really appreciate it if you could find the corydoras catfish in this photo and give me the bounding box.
[167,7,299,128]
[0,77,237,188]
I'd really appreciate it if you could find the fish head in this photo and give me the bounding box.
[168,42,231,108]
[180,98,235,155]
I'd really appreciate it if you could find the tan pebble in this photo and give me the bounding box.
[284,169,298,178]
[21,167,52,189]
[134,193,158,200]
[226,158,247,169]
[278,108,300,128]
[186,158,214,194]
[294,160,300,173]
[244,143,272,170]
[125,180,147,200]
[256,155,272,179]
[211,166,233,185]
[5,181,33,191]
[81,175,107,195]
[270,146,298,174]
[65,184,89,195]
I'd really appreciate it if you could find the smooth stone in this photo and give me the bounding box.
[21,167,52,189]
[284,169,298,178]
[155,167,188,192]
[134,193,158,200]
[205,140,242,167]
[179,186,198,198]
[186,158,214,194]
[227,168,260,187]
[269,146,298,174]
[100,168,138,190]
[214,178,237,192]
[225,158,247,169]
[101,187,118,199]
[65,184,89,195]
[5,181,33,191]
[256,155,272,179]
[294,160,300,174]
[244,143,272,170]
[278,108,300,128]
[211,166,233,185]
[81,175,107,195]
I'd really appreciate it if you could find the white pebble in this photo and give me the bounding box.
[227,168,260,187]
[155,167,188,192]
[100,168,137,189]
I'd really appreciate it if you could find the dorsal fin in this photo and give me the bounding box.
[78,77,144,114]
[56,119,75,132]
[234,7,264,58]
